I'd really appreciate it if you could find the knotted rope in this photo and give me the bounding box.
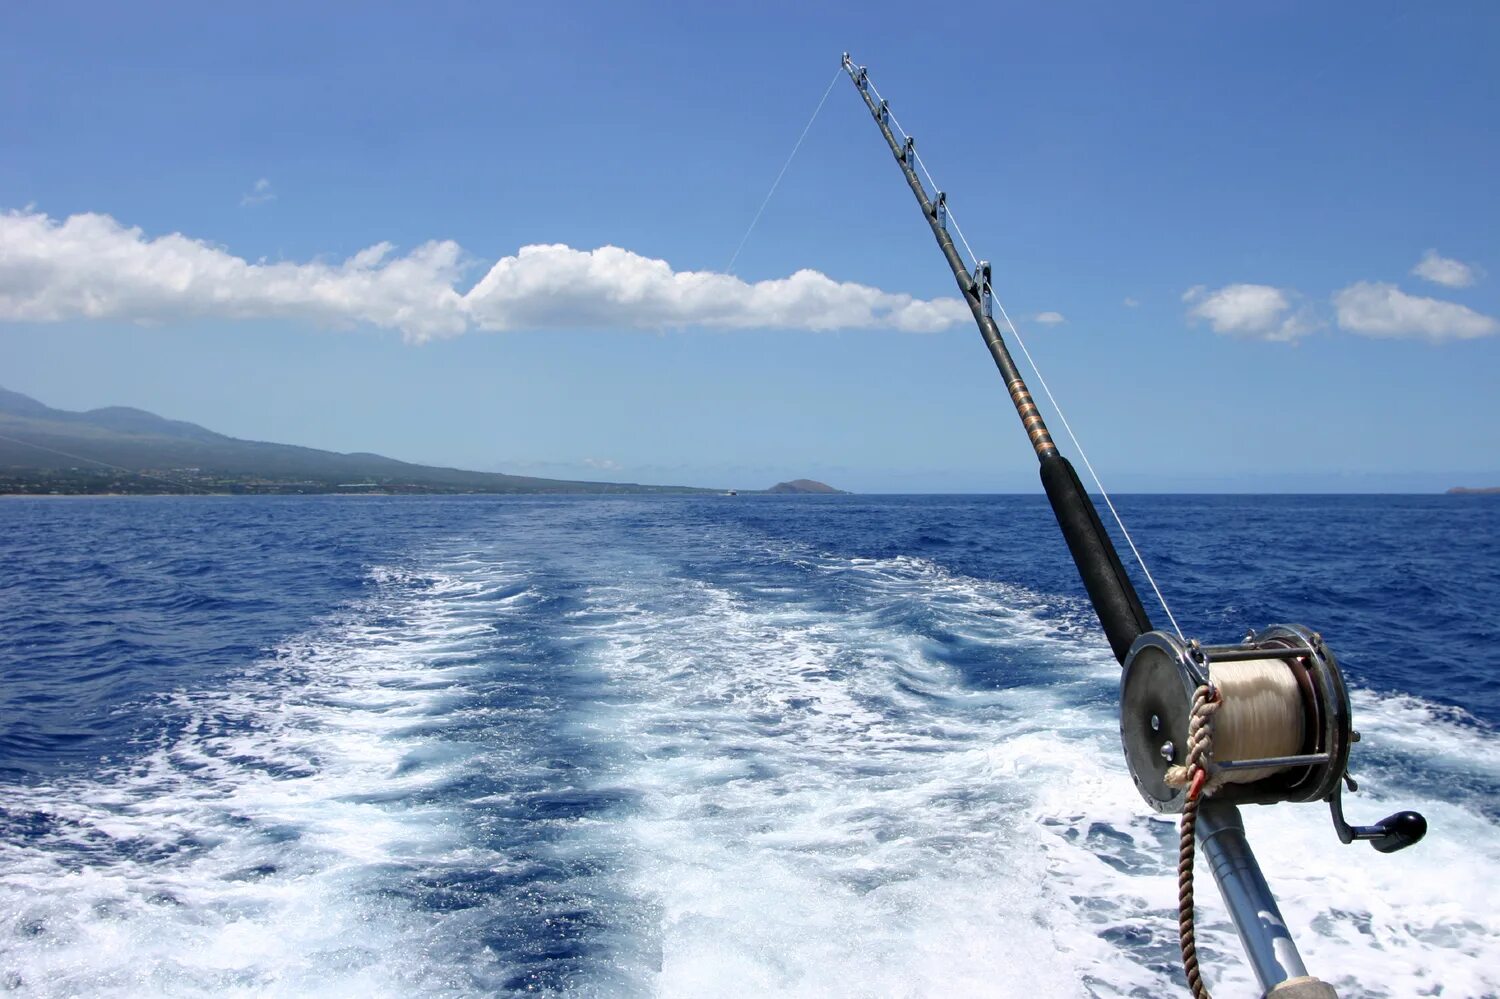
[1174,683,1221,999]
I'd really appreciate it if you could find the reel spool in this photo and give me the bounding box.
[1120,624,1351,813]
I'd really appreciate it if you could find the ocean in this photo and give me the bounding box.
[1,493,1497,997]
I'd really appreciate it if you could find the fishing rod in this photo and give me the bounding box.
[839,53,1426,999]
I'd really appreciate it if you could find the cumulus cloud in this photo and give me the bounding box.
[1410,249,1478,289]
[240,178,275,206]
[1033,311,1065,325]
[1182,283,1315,342]
[462,243,967,335]
[1332,281,1498,342]
[0,210,470,339]
[0,209,969,341]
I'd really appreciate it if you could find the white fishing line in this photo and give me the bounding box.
[1208,659,1306,784]
[1166,660,1306,789]
[859,74,981,268]
[991,293,1187,640]
[854,62,1185,639]
[724,68,843,276]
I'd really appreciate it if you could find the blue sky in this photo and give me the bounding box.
[2,2,1496,492]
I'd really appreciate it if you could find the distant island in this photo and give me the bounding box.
[768,479,846,495]
[1448,487,1500,495]
[0,385,717,496]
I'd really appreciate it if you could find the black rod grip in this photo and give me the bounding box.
[1040,455,1153,665]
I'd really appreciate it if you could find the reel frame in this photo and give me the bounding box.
[1119,624,1352,814]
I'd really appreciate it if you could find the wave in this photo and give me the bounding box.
[3,513,1498,997]
[0,560,522,996]
[559,543,1500,997]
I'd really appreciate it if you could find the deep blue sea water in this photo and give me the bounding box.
[1,494,1497,997]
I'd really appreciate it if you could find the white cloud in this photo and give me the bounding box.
[582,457,622,471]
[1182,283,1315,342]
[1333,281,1498,342]
[0,209,970,342]
[1122,297,1139,308]
[1411,249,1478,289]
[0,210,470,339]
[1033,311,1065,325]
[462,243,967,335]
[240,178,275,207]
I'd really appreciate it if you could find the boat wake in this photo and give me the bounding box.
[3,516,1497,997]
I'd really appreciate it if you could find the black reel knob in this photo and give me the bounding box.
[1370,811,1428,853]
[1328,779,1428,853]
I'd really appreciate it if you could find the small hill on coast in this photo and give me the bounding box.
[767,479,846,495]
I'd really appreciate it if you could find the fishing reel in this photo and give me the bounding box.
[1119,625,1426,852]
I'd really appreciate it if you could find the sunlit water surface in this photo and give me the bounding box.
[2,494,1497,997]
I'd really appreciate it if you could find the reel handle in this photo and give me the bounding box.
[1328,779,1427,853]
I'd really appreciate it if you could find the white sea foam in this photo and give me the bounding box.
[0,562,525,996]
[4,536,1497,998]
[567,547,1500,997]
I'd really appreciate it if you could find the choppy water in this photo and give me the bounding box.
[1,494,1497,997]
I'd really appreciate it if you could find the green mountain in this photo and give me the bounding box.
[0,386,712,495]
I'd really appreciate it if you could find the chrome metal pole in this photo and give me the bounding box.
[1196,803,1310,993]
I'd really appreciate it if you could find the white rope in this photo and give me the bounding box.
[725,68,843,276]
[857,63,1184,639]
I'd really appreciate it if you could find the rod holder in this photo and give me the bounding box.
[1197,803,1315,994]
